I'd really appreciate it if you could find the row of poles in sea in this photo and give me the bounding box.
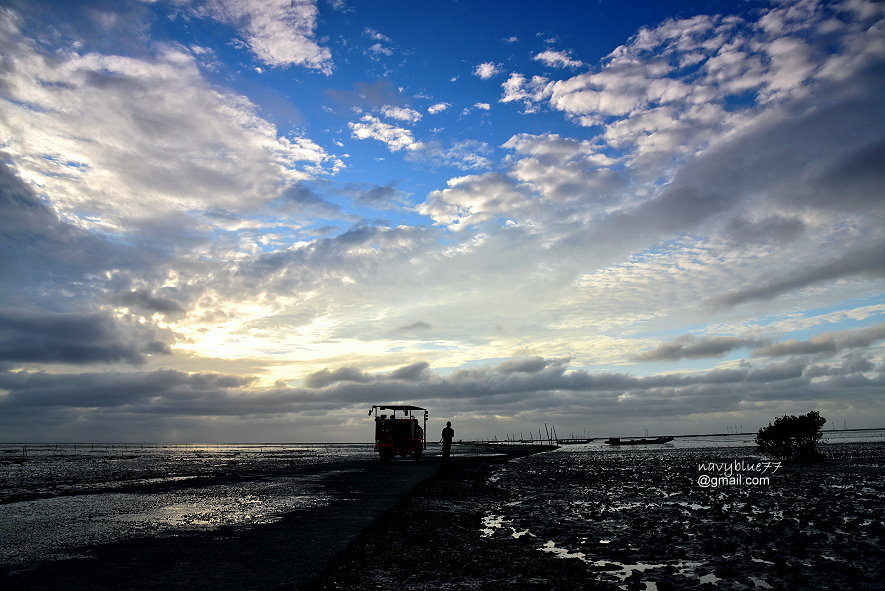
[470,423,587,445]
[12,443,143,457]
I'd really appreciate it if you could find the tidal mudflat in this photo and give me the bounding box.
[2,439,882,590]
[313,441,884,591]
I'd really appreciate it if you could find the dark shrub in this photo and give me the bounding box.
[756,411,826,459]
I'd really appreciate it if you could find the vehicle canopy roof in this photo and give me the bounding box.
[371,404,426,411]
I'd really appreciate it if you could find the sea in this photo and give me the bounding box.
[2,430,883,588]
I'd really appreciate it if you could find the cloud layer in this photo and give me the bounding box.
[1,0,883,441]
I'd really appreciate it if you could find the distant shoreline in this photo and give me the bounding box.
[2,427,882,446]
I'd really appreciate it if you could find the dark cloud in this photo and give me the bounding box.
[723,215,806,246]
[288,357,833,412]
[306,361,433,388]
[1,355,882,440]
[399,320,431,331]
[271,183,343,216]
[324,79,404,112]
[0,160,154,308]
[113,289,187,316]
[0,165,175,366]
[389,361,432,381]
[352,184,410,210]
[304,366,371,388]
[0,308,169,365]
[634,335,769,362]
[497,356,561,374]
[714,238,885,308]
[6,0,153,58]
[809,136,885,211]
[0,369,255,411]
[753,322,885,358]
[805,352,875,377]
[676,60,885,218]
[754,338,836,358]
[125,210,212,257]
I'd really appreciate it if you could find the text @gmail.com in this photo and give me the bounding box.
[696,460,781,487]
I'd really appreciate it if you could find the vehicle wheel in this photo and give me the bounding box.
[412,449,422,462]
[379,449,393,463]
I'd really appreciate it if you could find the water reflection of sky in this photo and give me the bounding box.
[1,477,328,567]
[1,443,375,497]
[0,444,374,569]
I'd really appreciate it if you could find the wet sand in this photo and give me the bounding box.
[2,457,446,590]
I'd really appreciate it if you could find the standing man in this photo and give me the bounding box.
[441,421,455,461]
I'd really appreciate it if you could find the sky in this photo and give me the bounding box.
[1,0,883,443]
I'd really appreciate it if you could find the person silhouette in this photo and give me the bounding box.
[441,421,454,460]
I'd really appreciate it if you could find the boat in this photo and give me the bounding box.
[605,436,674,446]
[556,438,595,445]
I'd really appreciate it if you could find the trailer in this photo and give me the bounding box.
[369,405,427,462]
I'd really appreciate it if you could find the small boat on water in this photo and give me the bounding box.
[556,438,595,445]
[605,436,674,446]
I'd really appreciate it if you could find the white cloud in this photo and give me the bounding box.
[838,0,885,19]
[348,115,420,151]
[548,64,692,117]
[526,0,885,174]
[427,102,451,114]
[502,133,622,207]
[368,42,393,57]
[473,61,501,79]
[418,173,532,229]
[533,49,584,68]
[363,27,391,42]
[347,112,490,170]
[474,102,491,110]
[0,15,340,227]
[500,73,552,111]
[757,36,817,100]
[380,105,422,122]
[196,0,332,73]
[407,0,885,358]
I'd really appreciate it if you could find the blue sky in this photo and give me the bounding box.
[1,0,883,442]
